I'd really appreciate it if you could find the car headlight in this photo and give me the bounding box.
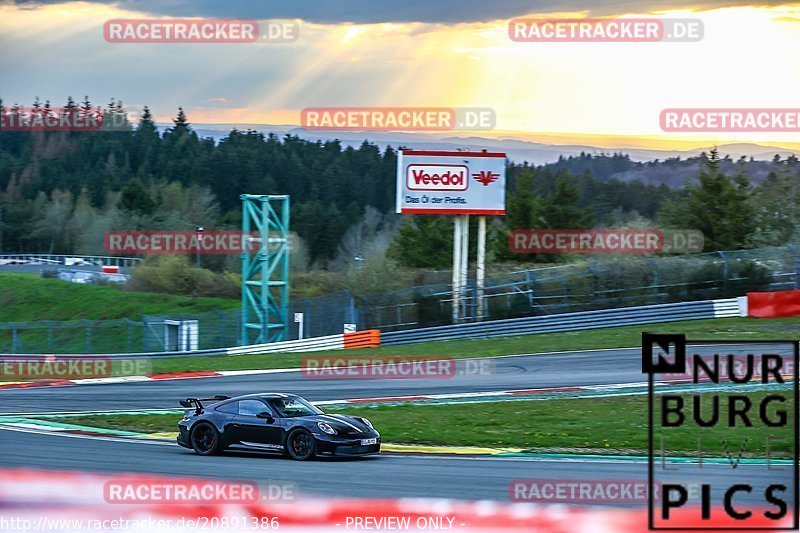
[361,418,374,429]
[317,422,336,435]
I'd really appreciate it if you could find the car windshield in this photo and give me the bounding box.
[268,397,323,417]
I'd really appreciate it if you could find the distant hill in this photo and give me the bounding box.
[174,123,799,188]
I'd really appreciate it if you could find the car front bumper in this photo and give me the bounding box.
[314,433,381,456]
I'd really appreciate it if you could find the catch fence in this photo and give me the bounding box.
[0,244,796,353]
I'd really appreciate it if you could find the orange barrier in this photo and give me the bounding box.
[747,289,800,318]
[343,329,381,349]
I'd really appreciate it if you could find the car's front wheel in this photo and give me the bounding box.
[190,423,222,456]
[286,429,316,461]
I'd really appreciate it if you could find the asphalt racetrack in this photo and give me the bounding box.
[0,347,649,413]
[0,343,788,413]
[0,344,794,506]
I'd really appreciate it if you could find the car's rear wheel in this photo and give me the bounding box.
[286,429,316,461]
[190,423,222,455]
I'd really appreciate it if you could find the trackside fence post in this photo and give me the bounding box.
[85,320,92,354]
[717,251,729,290]
[46,320,53,351]
[127,319,133,353]
[788,244,800,289]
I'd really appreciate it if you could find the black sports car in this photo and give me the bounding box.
[176,393,381,460]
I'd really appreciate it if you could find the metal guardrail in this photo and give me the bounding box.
[0,347,229,360]
[380,298,741,346]
[229,334,345,355]
[0,254,141,269]
[0,331,381,358]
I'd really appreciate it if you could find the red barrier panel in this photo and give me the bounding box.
[747,289,800,318]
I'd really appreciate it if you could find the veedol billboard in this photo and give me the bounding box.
[395,150,506,215]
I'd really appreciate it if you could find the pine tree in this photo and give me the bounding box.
[748,168,800,245]
[661,147,755,250]
[102,98,130,131]
[139,106,155,130]
[388,216,454,268]
[80,95,92,120]
[118,178,155,216]
[490,168,543,262]
[171,107,190,133]
[133,106,160,172]
[540,169,593,229]
[159,107,199,185]
[506,169,542,229]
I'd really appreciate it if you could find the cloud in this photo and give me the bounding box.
[6,0,793,23]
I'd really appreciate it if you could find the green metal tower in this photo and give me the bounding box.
[240,194,290,345]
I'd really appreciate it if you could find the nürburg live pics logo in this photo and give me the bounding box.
[643,333,798,530]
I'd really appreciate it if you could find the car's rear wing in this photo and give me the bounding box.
[179,395,230,413]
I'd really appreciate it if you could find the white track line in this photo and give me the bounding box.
[0,423,173,446]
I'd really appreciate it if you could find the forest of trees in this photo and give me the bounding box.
[1,98,799,275]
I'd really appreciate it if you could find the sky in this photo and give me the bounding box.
[1,0,799,150]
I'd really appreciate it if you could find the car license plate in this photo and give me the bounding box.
[361,438,377,445]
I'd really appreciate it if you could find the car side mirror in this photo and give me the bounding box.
[256,412,275,423]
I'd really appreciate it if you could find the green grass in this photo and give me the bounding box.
[42,391,792,458]
[143,315,800,374]
[0,274,240,355]
[53,413,177,435]
[0,274,239,321]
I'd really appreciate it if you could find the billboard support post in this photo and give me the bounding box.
[477,215,486,320]
[452,216,462,323]
[460,215,470,320]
